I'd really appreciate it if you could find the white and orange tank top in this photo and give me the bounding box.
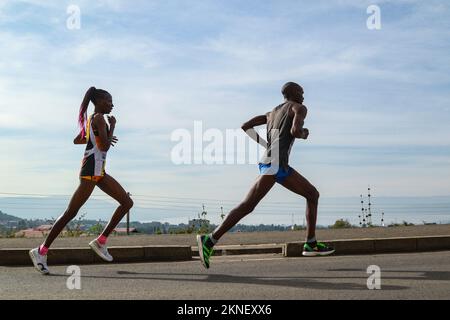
[80,114,108,177]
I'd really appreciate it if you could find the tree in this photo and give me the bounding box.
[220,206,225,221]
[89,223,103,235]
[330,219,352,229]
[65,213,86,237]
[17,219,28,230]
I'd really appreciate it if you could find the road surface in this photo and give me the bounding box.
[1,251,449,300]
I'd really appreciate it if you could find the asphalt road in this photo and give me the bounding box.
[1,251,449,300]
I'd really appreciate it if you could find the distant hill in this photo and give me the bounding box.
[0,211,22,222]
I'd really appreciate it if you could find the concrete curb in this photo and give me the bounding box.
[1,236,449,266]
[283,235,450,257]
[192,244,283,256]
[0,245,192,266]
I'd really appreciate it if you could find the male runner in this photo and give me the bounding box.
[197,82,335,269]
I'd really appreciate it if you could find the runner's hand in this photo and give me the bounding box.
[110,136,118,147]
[301,128,309,140]
[107,116,116,127]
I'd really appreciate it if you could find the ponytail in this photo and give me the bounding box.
[78,87,96,138]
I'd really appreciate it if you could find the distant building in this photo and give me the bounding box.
[189,219,210,229]
[35,225,53,232]
[14,225,53,238]
[113,227,138,234]
[1,221,19,228]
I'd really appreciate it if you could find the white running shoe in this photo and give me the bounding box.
[29,248,50,275]
[89,239,113,262]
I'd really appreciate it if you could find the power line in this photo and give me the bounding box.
[0,191,306,206]
[0,201,305,212]
[11,191,434,217]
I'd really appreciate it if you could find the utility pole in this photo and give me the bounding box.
[360,195,365,228]
[220,206,225,221]
[368,186,372,225]
[126,192,131,235]
[201,204,207,220]
[291,213,295,230]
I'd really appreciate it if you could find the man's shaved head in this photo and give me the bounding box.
[281,82,304,103]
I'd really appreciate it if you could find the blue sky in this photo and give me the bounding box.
[0,0,449,224]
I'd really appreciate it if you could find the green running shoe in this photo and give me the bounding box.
[303,241,335,257]
[197,234,214,269]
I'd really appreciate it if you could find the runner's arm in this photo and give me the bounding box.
[291,105,309,139]
[92,114,116,152]
[241,114,268,148]
[73,133,87,145]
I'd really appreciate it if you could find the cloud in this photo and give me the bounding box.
[0,0,449,208]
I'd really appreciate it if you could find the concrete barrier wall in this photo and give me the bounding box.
[0,246,192,266]
[1,236,449,266]
[283,236,450,257]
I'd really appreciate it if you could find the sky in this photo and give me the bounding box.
[0,0,449,225]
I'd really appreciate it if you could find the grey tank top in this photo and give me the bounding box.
[260,102,295,170]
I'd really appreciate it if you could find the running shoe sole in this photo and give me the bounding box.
[302,249,335,257]
[89,240,113,262]
[29,249,50,275]
[196,235,209,269]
